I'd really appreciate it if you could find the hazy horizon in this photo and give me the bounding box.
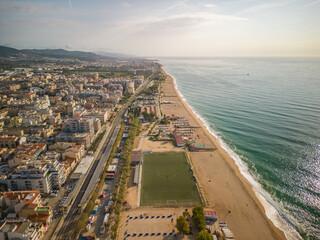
[1,0,319,57]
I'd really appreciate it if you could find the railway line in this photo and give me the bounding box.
[53,72,156,239]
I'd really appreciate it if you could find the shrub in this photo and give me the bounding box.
[176,216,190,235]
[197,230,213,240]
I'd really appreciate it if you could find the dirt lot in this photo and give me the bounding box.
[118,207,197,240]
[125,168,138,208]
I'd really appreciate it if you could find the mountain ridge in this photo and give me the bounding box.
[0,45,116,61]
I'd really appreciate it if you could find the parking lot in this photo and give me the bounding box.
[118,208,196,240]
[84,178,116,237]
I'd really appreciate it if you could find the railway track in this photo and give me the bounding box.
[53,73,156,239]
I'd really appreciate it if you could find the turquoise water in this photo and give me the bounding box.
[159,57,320,240]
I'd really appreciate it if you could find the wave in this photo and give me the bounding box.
[162,67,303,240]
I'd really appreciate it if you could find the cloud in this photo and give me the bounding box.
[302,0,320,9]
[68,0,75,20]
[68,0,73,9]
[159,0,189,14]
[65,43,72,49]
[235,0,296,15]
[117,12,247,33]
[121,2,131,8]
[0,1,67,15]
[0,2,41,14]
[204,4,216,8]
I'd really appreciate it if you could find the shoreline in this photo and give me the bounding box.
[159,66,288,240]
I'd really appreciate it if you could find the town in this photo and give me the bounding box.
[0,47,234,240]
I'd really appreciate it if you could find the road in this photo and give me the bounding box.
[53,72,156,240]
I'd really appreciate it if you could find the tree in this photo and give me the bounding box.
[183,209,189,217]
[176,216,190,235]
[197,230,213,240]
[192,205,206,231]
[160,118,170,124]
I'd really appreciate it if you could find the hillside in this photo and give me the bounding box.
[0,45,113,61]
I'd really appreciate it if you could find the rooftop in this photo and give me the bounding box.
[131,150,143,163]
[0,191,40,204]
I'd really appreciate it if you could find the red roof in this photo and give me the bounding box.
[173,130,184,146]
[204,210,217,217]
[131,150,143,163]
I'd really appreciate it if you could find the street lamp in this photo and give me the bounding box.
[225,210,231,224]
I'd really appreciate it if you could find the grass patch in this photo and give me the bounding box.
[141,152,201,207]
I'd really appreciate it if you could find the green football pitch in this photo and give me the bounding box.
[140,152,202,206]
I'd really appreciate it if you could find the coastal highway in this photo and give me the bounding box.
[55,122,121,240]
[53,72,156,240]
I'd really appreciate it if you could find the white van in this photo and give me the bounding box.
[100,225,105,235]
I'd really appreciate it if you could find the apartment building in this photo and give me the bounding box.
[7,162,52,193]
[0,191,50,239]
[82,109,109,122]
[14,143,46,160]
[64,118,94,133]
[0,221,44,240]
[0,136,19,148]
[45,160,66,189]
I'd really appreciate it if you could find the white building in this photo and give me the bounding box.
[133,75,144,85]
[7,161,52,193]
[64,119,78,133]
[64,118,94,133]
[45,160,66,189]
[0,221,44,240]
[78,118,94,134]
[82,109,109,122]
[93,119,101,133]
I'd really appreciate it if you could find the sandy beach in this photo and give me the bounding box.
[159,68,287,240]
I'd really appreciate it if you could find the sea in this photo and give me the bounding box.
[159,57,320,240]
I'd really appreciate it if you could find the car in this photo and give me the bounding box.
[86,224,91,231]
[89,214,95,223]
[100,225,105,235]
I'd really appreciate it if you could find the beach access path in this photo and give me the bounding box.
[160,69,287,240]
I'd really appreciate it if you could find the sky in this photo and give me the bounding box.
[0,0,319,57]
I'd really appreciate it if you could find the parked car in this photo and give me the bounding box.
[100,225,105,235]
[86,223,91,231]
[92,205,99,214]
[89,214,95,223]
